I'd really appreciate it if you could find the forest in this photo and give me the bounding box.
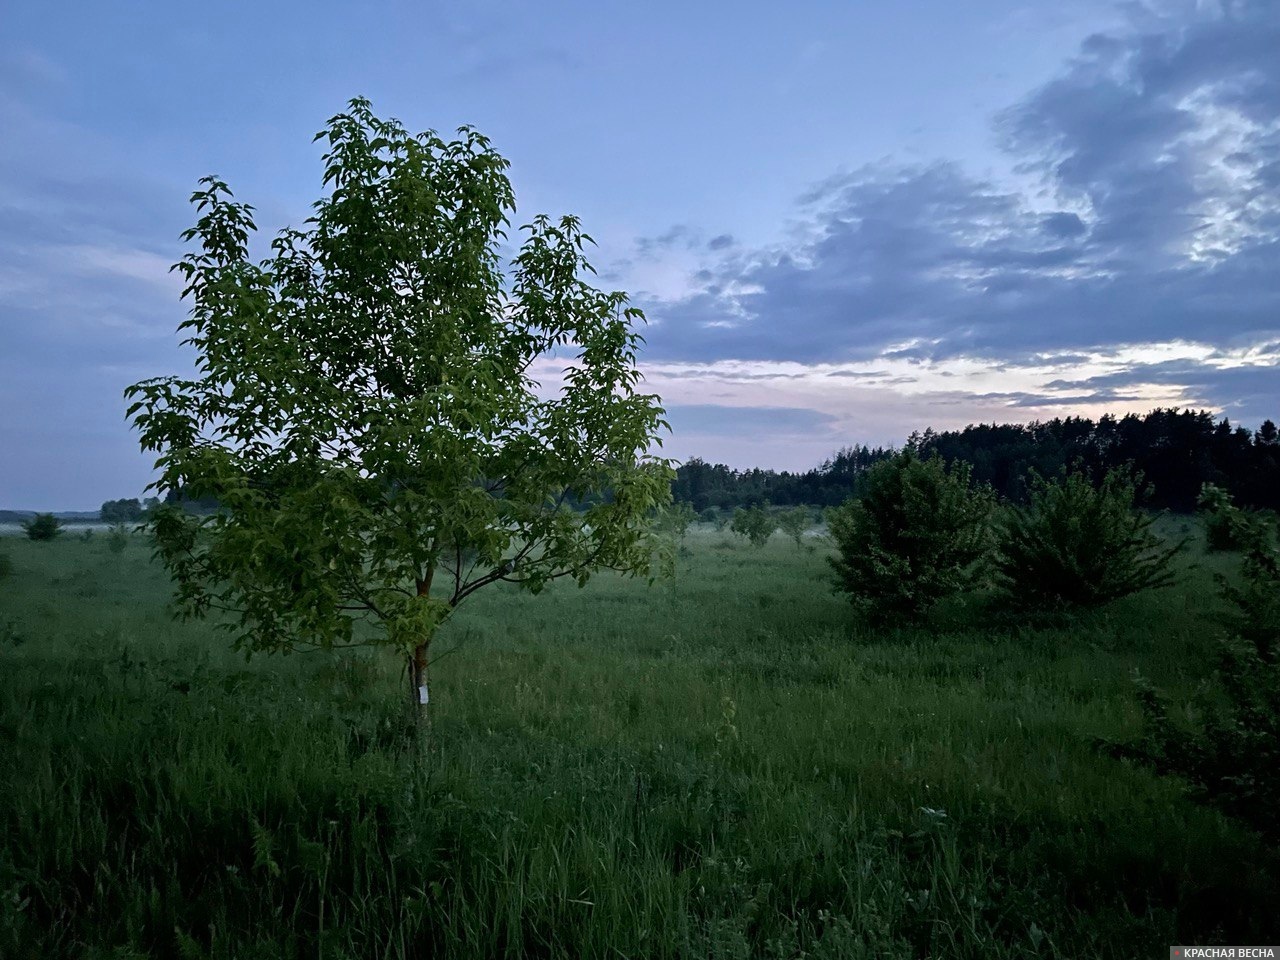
[672,408,1280,513]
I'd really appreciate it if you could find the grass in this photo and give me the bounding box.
[0,524,1275,958]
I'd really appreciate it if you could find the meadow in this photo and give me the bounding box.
[0,524,1275,958]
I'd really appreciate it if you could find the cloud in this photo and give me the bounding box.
[633,335,1280,462]
[627,0,1280,424]
[663,403,839,440]
[1041,211,1087,238]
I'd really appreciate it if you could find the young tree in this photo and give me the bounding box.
[992,467,1183,610]
[828,450,992,620]
[22,513,63,541]
[730,506,775,548]
[106,523,130,555]
[1106,505,1280,841]
[655,501,696,542]
[126,99,673,725]
[777,505,811,548]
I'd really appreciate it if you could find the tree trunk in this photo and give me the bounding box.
[408,569,435,737]
[408,642,431,731]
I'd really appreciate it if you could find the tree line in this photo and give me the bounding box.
[674,408,1280,514]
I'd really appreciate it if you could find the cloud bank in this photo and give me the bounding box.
[627,0,1280,439]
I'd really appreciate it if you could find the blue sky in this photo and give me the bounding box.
[2,0,1277,509]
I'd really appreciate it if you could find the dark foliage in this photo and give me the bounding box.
[670,409,1278,515]
[671,445,895,511]
[992,467,1184,610]
[101,498,146,522]
[914,410,1280,513]
[21,513,63,541]
[1196,483,1274,554]
[828,451,993,620]
[1106,507,1280,842]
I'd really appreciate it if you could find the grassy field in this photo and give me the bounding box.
[0,524,1275,958]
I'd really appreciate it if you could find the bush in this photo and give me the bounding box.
[1106,508,1280,841]
[0,551,11,579]
[828,450,992,620]
[1198,483,1257,552]
[21,513,62,541]
[106,524,130,555]
[730,506,775,548]
[992,467,1182,610]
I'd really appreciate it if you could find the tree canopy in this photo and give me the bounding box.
[126,98,673,714]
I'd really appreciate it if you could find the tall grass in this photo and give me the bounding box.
[0,526,1274,958]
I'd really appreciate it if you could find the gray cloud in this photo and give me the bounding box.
[635,224,697,256]
[1041,212,1087,239]
[663,404,838,439]
[1042,357,1280,423]
[636,0,1280,419]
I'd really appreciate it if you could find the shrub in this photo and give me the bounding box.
[22,513,63,541]
[1221,514,1280,670]
[828,450,992,620]
[1198,483,1256,552]
[0,551,11,579]
[730,506,775,548]
[777,506,811,549]
[106,524,130,555]
[1105,507,1280,841]
[992,466,1182,610]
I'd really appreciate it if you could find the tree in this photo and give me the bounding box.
[730,506,775,547]
[992,466,1182,610]
[101,498,145,522]
[777,505,811,548]
[1105,505,1280,841]
[828,451,992,620]
[22,513,63,541]
[125,99,673,725]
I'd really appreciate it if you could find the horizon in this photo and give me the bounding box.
[2,404,1272,514]
[3,1,1278,509]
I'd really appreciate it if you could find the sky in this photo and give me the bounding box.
[1,0,1277,509]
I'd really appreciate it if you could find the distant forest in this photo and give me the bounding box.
[142,408,1279,520]
[674,408,1280,513]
